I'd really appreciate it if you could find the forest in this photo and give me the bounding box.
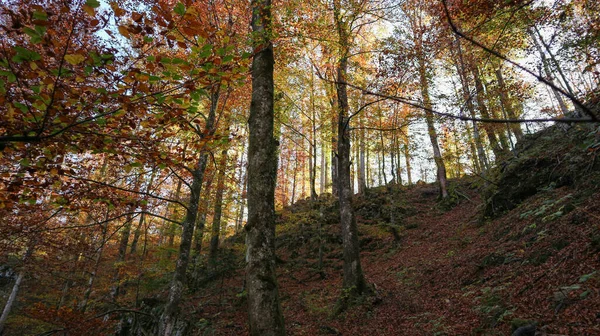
[0,0,599,335]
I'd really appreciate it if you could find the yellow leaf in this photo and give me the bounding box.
[82,4,95,16]
[118,25,130,38]
[64,54,85,65]
[30,61,38,70]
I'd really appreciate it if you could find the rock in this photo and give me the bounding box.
[512,324,536,336]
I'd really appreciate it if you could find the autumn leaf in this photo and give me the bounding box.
[132,12,143,22]
[64,54,86,65]
[82,5,95,17]
[118,26,131,38]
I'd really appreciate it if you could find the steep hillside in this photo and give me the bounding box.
[172,124,600,336]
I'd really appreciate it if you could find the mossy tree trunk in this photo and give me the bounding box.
[333,0,368,296]
[245,1,286,335]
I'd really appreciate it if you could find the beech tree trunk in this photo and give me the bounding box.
[529,29,570,115]
[245,1,286,334]
[159,87,219,335]
[333,0,367,296]
[131,167,157,255]
[495,68,524,141]
[209,149,228,271]
[471,65,506,159]
[417,48,448,198]
[0,244,34,334]
[452,37,489,173]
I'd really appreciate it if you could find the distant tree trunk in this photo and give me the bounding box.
[320,142,327,195]
[209,149,228,271]
[291,157,298,205]
[330,95,339,198]
[310,77,318,201]
[529,29,570,115]
[82,212,109,312]
[394,133,403,185]
[476,67,511,151]
[453,38,489,172]
[0,243,34,334]
[159,86,219,335]
[191,167,215,281]
[333,0,367,297]
[379,123,387,185]
[162,144,187,250]
[131,167,157,255]
[166,177,183,258]
[245,1,286,334]
[236,147,248,233]
[495,68,524,141]
[417,48,448,198]
[471,64,505,160]
[533,26,575,97]
[358,117,366,194]
[403,136,412,185]
[366,141,371,188]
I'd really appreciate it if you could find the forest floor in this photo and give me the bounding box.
[187,125,600,336]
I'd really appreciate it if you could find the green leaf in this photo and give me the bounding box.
[12,47,41,63]
[579,271,596,283]
[85,0,101,8]
[33,10,48,21]
[14,102,28,113]
[174,2,186,15]
[198,44,212,58]
[23,27,40,39]
[20,158,30,167]
[130,162,143,168]
[35,25,47,35]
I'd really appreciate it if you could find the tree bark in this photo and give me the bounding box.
[131,167,157,255]
[0,244,34,334]
[495,68,524,141]
[245,1,286,335]
[417,47,448,198]
[333,0,367,296]
[159,86,219,335]
[471,64,505,160]
[209,149,228,271]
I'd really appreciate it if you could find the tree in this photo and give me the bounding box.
[245,0,286,335]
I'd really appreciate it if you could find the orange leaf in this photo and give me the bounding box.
[118,25,130,38]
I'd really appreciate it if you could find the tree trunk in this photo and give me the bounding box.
[495,68,524,141]
[358,117,366,194]
[159,86,219,335]
[245,1,286,334]
[209,149,228,271]
[403,134,412,185]
[0,244,34,334]
[452,38,489,172]
[320,141,327,195]
[81,212,109,312]
[333,1,367,297]
[417,47,448,198]
[529,29,570,115]
[471,65,505,160]
[131,167,157,255]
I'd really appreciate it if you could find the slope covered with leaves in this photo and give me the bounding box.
[2,125,599,335]
[155,124,598,336]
